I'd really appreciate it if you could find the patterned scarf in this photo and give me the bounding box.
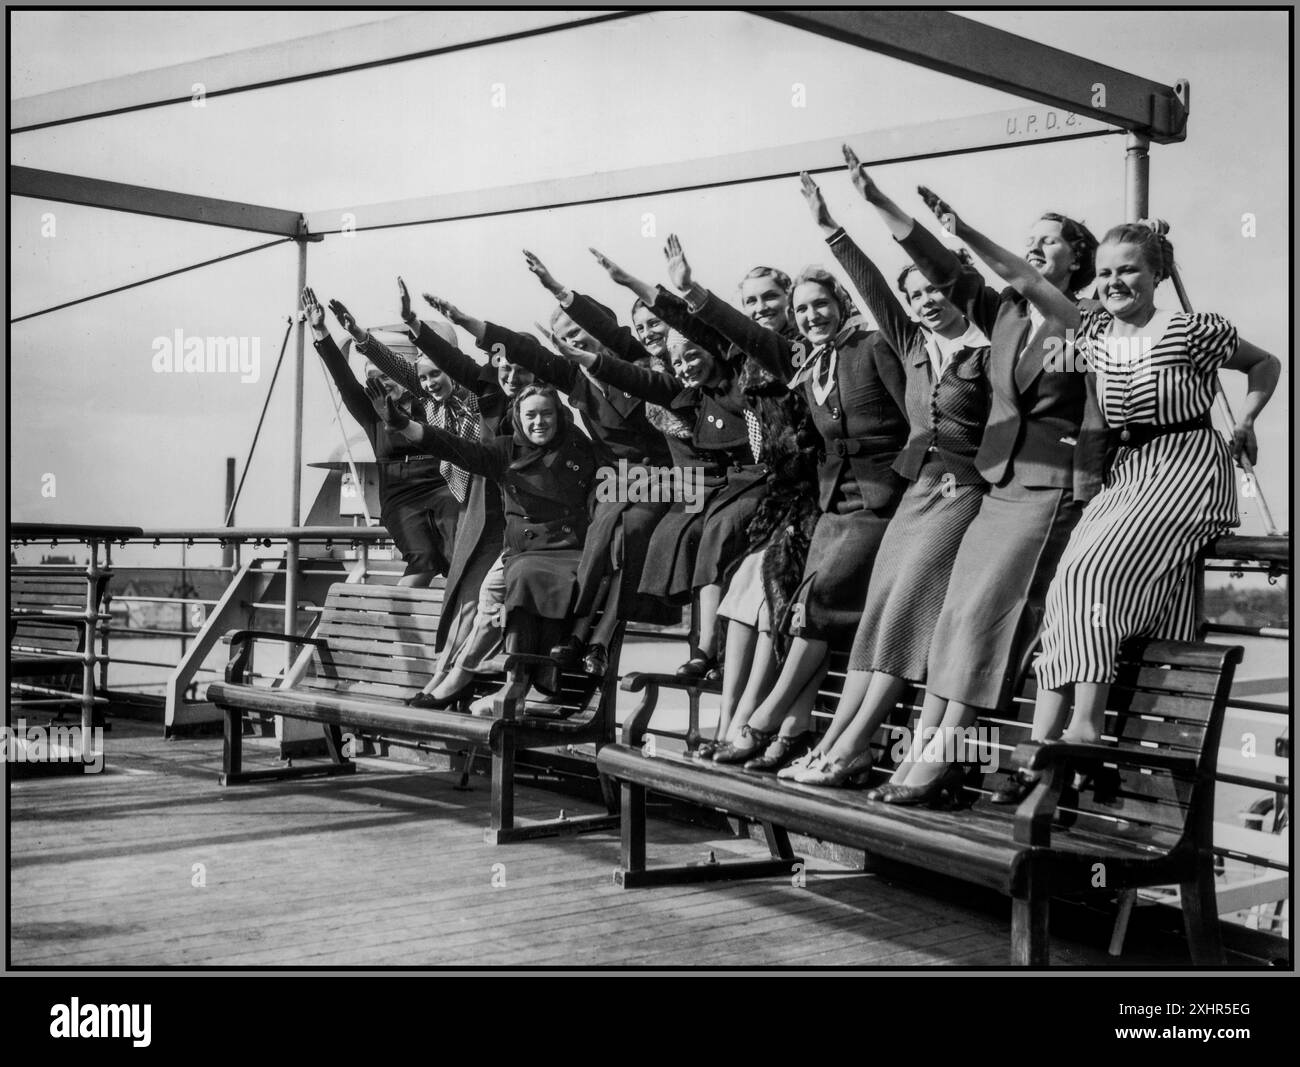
[428,388,481,503]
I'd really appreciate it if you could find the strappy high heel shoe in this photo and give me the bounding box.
[789,750,873,788]
[711,724,775,764]
[744,731,816,772]
[776,748,824,780]
[865,782,907,802]
[879,763,967,808]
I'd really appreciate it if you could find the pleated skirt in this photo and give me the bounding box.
[925,475,1082,709]
[795,495,894,643]
[847,463,986,679]
[1034,429,1238,690]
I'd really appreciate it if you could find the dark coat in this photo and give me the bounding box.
[403,415,598,558]
[827,228,992,486]
[896,221,1108,500]
[689,288,909,510]
[480,322,672,468]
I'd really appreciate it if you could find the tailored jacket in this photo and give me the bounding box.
[897,220,1108,500]
[827,229,991,486]
[404,420,598,557]
[480,323,672,469]
[690,288,909,511]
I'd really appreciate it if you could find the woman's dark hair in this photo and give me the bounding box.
[1099,222,1175,283]
[1040,212,1099,291]
[513,382,563,423]
[789,266,859,333]
[895,248,975,297]
[737,265,792,295]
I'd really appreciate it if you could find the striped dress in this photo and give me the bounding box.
[1034,310,1240,690]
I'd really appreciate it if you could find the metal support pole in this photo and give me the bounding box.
[1125,133,1150,222]
[284,239,308,641]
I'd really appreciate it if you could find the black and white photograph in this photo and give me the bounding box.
[6,4,1292,999]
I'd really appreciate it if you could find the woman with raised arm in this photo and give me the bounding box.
[920,207,1278,791]
[423,276,673,678]
[302,287,454,589]
[659,210,912,769]
[761,175,993,790]
[327,282,515,710]
[817,153,1104,802]
[654,237,810,690]
[367,377,601,711]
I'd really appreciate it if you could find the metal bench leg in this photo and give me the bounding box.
[1109,889,1138,957]
[218,707,356,786]
[455,745,479,791]
[220,704,242,784]
[1180,861,1226,965]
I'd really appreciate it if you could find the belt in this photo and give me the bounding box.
[1112,413,1211,448]
[379,455,440,468]
[832,435,899,457]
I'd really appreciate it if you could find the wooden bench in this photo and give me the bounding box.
[206,581,624,843]
[596,638,1244,965]
[8,569,112,729]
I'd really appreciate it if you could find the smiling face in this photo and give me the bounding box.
[1025,218,1077,290]
[668,336,717,389]
[498,361,534,398]
[792,280,843,346]
[416,357,453,402]
[902,269,964,336]
[364,363,404,400]
[1095,241,1159,322]
[739,275,790,331]
[552,311,608,357]
[518,394,558,445]
[631,304,669,357]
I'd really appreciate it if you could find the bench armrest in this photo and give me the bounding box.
[617,672,664,746]
[1014,740,1197,777]
[620,671,722,695]
[225,630,330,685]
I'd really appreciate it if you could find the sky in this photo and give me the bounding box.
[9,9,1290,556]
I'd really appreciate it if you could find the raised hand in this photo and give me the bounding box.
[523,250,563,295]
[422,292,463,324]
[799,171,837,234]
[842,144,882,203]
[917,185,960,235]
[589,247,633,287]
[537,322,596,368]
[327,298,367,343]
[663,234,693,292]
[300,286,326,332]
[397,277,415,323]
[365,377,407,428]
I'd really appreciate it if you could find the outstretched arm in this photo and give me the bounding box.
[663,233,796,378]
[303,287,377,429]
[918,186,1079,329]
[524,250,654,364]
[589,247,732,357]
[841,145,1000,336]
[365,379,505,479]
[798,175,916,362]
[587,352,682,407]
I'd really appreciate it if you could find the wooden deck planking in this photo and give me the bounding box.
[8,722,1210,967]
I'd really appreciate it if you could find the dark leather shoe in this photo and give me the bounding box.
[550,636,585,671]
[990,768,1039,805]
[743,731,815,771]
[583,643,608,676]
[675,654,718,681]
[406,689,465,710]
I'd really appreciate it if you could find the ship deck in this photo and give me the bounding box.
[8,721,1271,969]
